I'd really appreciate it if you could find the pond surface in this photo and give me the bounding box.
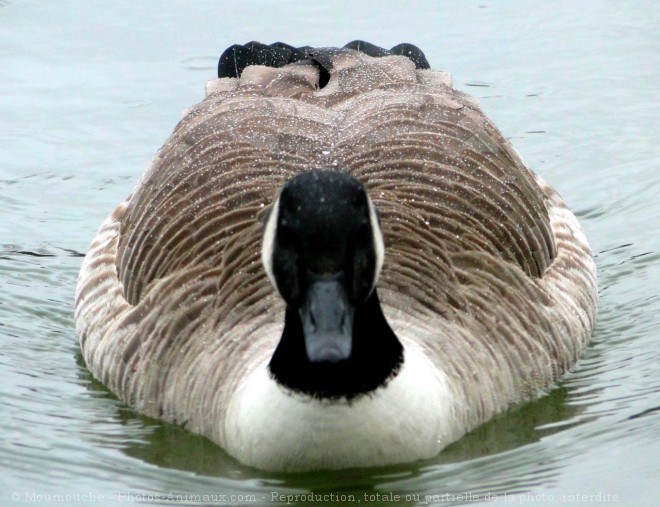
[1,1,659,505]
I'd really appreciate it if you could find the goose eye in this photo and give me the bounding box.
[351,248,375,302]
[357,222,370,238]
[276,223,293,246]
[272,225,301,304]
[350,223,376,302]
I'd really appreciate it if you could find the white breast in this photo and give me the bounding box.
[223,341,463,471]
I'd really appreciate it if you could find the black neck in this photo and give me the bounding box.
[268,290,403,400]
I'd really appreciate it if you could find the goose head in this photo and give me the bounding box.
[262,170,403,399]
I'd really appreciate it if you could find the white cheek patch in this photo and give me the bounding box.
[367,195,385,289]
[261,196,280,293]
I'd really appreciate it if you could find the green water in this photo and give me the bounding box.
[1,1,659,505]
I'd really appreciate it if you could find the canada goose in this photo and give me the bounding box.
[75,41,598,471]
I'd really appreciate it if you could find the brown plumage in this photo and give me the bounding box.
[75,46,597,471]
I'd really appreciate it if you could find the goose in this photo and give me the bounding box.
[75,41,598,472]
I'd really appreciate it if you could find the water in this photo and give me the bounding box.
[1,1,659,505]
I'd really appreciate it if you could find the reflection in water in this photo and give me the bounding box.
[78,349,588,504]
[436,387,584,463]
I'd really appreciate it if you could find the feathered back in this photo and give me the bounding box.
[118,50,554,304]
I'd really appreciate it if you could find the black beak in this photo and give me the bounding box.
[300,277,354,364]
